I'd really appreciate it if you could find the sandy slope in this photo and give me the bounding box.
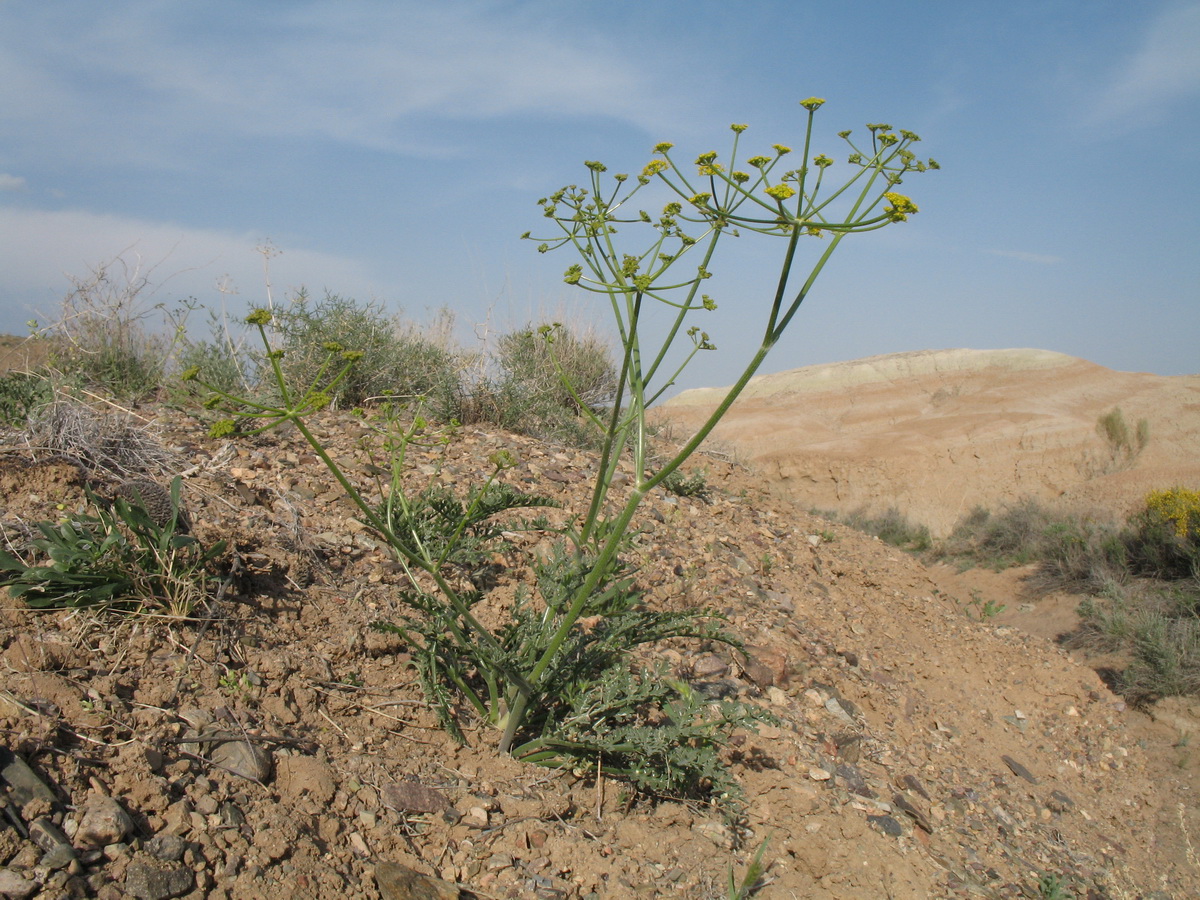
[660,348,1200,535]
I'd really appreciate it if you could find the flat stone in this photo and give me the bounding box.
[144,833,187,862]
[0,869,38,900]
[0,748,58,809]
[209,741,272,783]
[375,861,461,900]
[382,779,450,815]
[868,814,904,837]
[691,654,729,678]
[125,858,194,900]
[40,843,77,870]
[1001,754,1039,785]
[28,817,73,854]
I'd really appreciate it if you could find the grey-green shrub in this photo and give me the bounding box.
[270,291,464,412]
[458,321,617,446]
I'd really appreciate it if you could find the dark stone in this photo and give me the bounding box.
[0,749,59,809]
[125,859,194,900]
[868,814,904,837]
[1001,754,1040,785]
[144,833,187,862]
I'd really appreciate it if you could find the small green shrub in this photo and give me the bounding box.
[472,321,618,446]
[0,478,225,615]
[1123,611,1200,703]
[498,322,616,416]
[1096,406,1149,470]
[270,291,464,412]
[0,370,53,427]
[173,308,260,399]
[838,506,931,552]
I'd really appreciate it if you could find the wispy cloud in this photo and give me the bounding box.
[0,1,694,167]
[0,205,387,329]
[987,249,1064,265]
[0,174,26,191]
[1085,2,1200,127]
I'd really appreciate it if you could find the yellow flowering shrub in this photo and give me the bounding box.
[1143,488,1200,539]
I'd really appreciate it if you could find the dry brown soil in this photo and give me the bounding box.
[0,353,1198,898]
[660,348,1200,537]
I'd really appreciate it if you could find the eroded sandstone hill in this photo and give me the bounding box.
[660,349,1200,535]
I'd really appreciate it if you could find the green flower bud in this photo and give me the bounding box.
[180,366,200,382]
[813,154,833,168]
[209,419,236,438]
[747,155,771,169]
[772,144,792,155]
[342,350,364,362]
[564,264,583,285]
[584,160,607,172]
[688,193,712,207]
[323,341,344,353]
[730,123,748,133]
[732,171,750,183]
[245,309,272,326]
[799,97,825,111]
[701,295,717,311]
[764,183,796,201]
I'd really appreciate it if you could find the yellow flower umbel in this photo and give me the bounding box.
[883,192,919,221]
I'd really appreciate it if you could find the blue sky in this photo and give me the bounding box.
[1,0,1198,395]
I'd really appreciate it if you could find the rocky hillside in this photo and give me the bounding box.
[660,349,1200,536]
[0,402,1198,898]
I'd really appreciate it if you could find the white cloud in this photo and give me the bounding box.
[1087,2,1200,126]
[0,1,694,166]
[987,249,1064,265]
[0,174,26,191]
[0,205,389,331]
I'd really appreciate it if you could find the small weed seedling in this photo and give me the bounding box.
[964,590,1007,621]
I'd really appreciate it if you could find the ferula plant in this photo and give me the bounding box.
[512,99,936,722]
[188,98,937,812]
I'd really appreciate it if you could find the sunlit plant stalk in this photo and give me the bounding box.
[506,98,937,750]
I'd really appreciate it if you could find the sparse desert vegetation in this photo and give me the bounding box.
[820,489,1200,706]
